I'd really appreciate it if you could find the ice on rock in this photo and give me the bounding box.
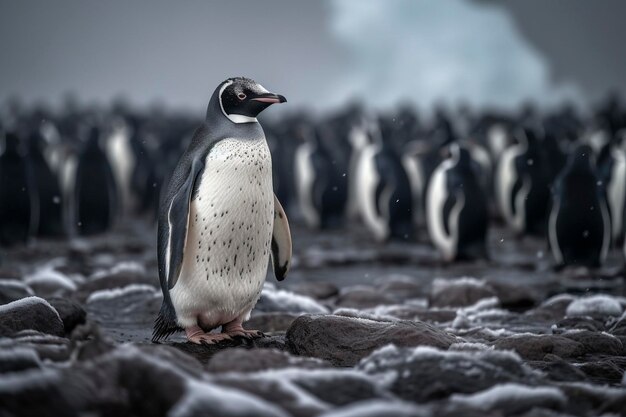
[90,261,147,279]
[318,399,429,417]
[24,265,78,292]
[450,383,566,412]
[170,379,290,417]
[566,295,623,318]
[0,296,61,321]
[258,283,329,314]
[86,284,159,303]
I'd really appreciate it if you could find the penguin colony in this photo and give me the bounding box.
[1,93,626,271]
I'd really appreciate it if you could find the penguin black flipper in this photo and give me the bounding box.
[271,194,292,281]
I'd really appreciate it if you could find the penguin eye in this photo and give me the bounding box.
[237,93,247,101]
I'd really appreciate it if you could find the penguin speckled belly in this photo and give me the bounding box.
[153,77,291,344]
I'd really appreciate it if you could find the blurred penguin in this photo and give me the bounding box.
[0,131,38,245]
[355,119,413,241]
[549,145,610,268]
[496,126,550,236]
[74,126,118,235]
[426,144,488,261]
[27,129,65,237]
[294,123,347,229]
[596,130,626,243]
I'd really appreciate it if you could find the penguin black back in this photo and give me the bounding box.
[74,126,118,235]
[0,131,38,246]
[549,145,610,268]
[28,129,65,237]
[375,132,413,240]
[447,147,488,259]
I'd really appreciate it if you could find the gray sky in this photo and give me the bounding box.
[1,0,625,113]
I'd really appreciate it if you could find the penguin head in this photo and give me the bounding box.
[217,77,286,124]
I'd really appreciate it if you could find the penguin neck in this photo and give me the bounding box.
[204,91,264,142]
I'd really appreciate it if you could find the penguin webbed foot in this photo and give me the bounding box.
[185,326,232,345]
[222,321,265,340]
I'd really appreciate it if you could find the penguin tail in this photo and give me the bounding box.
[152,301,182,343]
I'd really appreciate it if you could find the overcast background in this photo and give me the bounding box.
[1,0,625,114]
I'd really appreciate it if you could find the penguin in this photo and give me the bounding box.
[74,126,118,235]
[153,77,291,344]
[426,144,489,261]
[355,119,413,241]
[294,122,347,229]
[549,145,610,268]
[27,129,65,237]
[0,131,38,246]
[495,126,550,236]
[596,132,626,243]
[106,117,136,214]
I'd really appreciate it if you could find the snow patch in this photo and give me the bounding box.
[566,295,623,317]
[86,284,158,303]
[170,379,289,417]
[259,287,329,314]
[318,399,427,417]
[24,266,77,291]
[450,383,566,411]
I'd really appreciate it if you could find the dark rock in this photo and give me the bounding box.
[490,281,538,310]
[290,281,339,300]
[0,296,65,337]
[336,287,398,309]
[553,317,605,333]
[578,359,625,384]
[247,312,299,333]
[2,331,72,362]
[529,294,577,322]
[528,354,588,382]
[207,348,329,373]
[47,297,87,334]
[359,345,539,402]
[608,313,626,336]
[493,334,586,361]
[560,331,623,356]
[292,373,391,407]
[0,369,79,417]
[135,344,205,379]
[171,335,286,364]
[0,347,41,373]
[286,314,459,366]
[428,278,496,308]
[377,277,426,301]
[0,279,34,305]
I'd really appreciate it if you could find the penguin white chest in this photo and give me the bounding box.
[171,137,274,328]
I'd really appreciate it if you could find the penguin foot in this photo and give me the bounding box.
[185,326,232,345]
[222,323,264,339]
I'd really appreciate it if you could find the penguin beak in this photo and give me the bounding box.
[252,93,287,104]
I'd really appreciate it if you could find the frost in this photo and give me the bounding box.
[170,379,289,417]
[318,399,427,417]
[566,295,623,317]
[0,279,34,295]
[86,284,158,303]
[91,261,147,279]
[24,266,77,291]
[450,383,566,411]
[259,287,329,314]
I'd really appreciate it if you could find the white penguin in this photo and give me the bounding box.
[153,77,291,344]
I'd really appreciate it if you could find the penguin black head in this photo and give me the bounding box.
[217,77,286,124]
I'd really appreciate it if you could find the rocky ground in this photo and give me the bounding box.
[1,219,626,417]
